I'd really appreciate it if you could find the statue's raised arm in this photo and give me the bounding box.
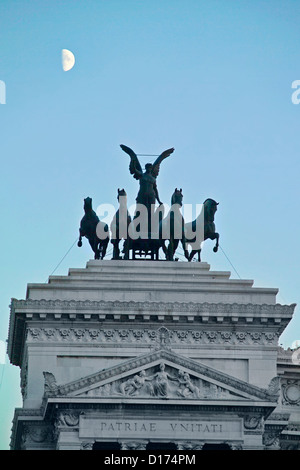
[120,144,143,180]
[151,147,175,177]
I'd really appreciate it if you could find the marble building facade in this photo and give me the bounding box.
[7,260,300,450]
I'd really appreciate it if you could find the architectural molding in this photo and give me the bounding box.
[10,298,296,318]
[25,325,280,347]
[8,297,295,367]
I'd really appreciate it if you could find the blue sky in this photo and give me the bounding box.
[0,0,300,449]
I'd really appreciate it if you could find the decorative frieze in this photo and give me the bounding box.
[26,326,279,346]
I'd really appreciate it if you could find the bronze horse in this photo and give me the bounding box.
[159,188,189,261]
[78,197,109,260]
[110,189,131,260]
[185,198,219,262]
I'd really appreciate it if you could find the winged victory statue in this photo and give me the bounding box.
[120,144,174,210]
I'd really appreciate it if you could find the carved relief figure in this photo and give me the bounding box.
[120,370,153,396]
[177,371,201,398]
[94,363,236,401]
[150,363,178,397]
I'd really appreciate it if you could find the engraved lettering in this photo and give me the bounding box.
[180,423,189,432]
[100,422,107,431]
[85,418,239,440]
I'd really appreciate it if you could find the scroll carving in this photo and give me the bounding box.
[56,411,80,427]
[121,441,148,450]
[244,415,262,431]
[177,441,204,450]
[80,441,94,450]
[263,431,280,449]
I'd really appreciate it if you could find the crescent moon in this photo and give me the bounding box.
[62,49,75,72]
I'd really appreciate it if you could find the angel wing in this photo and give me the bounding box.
[120,144,143,180]
[152,147,174,177]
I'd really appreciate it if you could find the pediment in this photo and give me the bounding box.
[45,349,278,404]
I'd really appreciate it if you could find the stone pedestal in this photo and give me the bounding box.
[7,260,298,450]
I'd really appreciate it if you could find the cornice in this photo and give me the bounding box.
[10,298,296,318]
[8,299,296,367]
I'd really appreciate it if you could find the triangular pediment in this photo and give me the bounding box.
[47,349,277,404]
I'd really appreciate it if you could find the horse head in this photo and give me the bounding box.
[171,188,183,207]
[84,197,93,213]
[117,188,127,200]
[203,198,219,220]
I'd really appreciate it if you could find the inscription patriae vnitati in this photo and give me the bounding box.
[79,417,243,441]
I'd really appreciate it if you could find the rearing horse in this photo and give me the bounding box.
[78,197,109,260]
[185,198,219,262]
